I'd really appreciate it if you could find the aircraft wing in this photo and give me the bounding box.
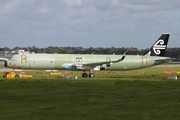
[82,51,128,69]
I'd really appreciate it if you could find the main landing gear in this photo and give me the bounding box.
[82,69,95,78]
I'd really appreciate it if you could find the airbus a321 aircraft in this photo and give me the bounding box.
[4,33,171,78]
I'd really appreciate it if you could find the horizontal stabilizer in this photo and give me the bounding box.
[154,57,172,65]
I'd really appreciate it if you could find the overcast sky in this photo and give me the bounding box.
[0,0,180,49]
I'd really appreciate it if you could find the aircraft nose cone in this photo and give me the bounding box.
[4,60,7,67]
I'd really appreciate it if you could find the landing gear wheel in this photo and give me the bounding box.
[89,73,95,78]
[15,75,19,78]
[82,73,88,78]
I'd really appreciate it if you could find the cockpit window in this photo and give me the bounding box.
[8,57,17,61]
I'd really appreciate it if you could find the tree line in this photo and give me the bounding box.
[0,46,180,60]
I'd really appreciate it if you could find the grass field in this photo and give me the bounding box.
[0,65,180,120]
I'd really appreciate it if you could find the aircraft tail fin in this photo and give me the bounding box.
[145,33,170,56]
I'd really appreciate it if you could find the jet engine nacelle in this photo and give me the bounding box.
[62,63,75,70]
[62,63,83,70]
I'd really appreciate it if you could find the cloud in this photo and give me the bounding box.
[0,0,180,48]
[62,0,83,7]
[94,0,120,11]
[94,0,180,12]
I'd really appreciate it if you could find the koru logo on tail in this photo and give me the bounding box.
[153,39,166,55]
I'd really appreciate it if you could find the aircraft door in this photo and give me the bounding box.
[142,57,147,65]
[106,57,111,62]
[21,55,27,63]
[76,57,82,63]
[106,57,111,67]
